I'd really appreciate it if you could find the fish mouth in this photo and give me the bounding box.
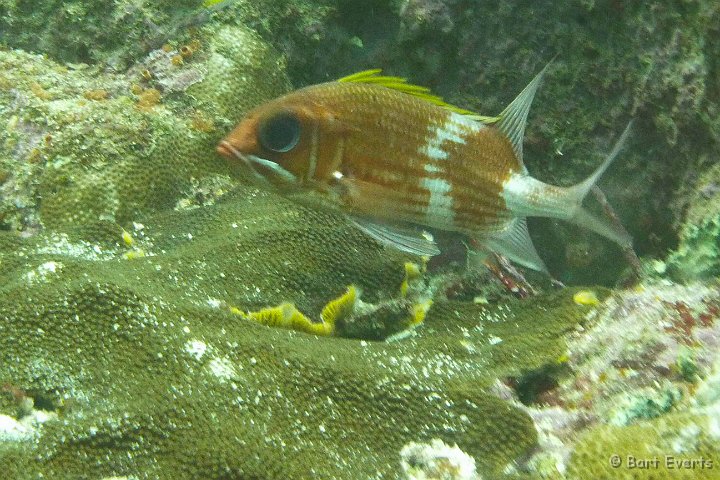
[218,140,297,186]
[216,141,234,159]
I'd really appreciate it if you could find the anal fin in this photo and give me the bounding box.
[483,218,548,273]
[351,217,441,257]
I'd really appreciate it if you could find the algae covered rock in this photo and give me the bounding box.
[667,162,720,281]
[517,283,720,479]
[668,216,720,282]
[0,23,289,236]
[0,180,608,479]
[568,412,720,480]
[0,0,205,67]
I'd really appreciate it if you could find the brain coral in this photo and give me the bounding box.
[0,23,289,237]
[0,178,606,478]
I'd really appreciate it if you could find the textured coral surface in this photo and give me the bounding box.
[0,0,205,67]
[0,22,289,236]
[0,184,614,478]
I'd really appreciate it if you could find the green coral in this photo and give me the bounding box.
[668,215,720,281]
[608,387,682,426]
[0,180,605,478]
[0,23,289,236]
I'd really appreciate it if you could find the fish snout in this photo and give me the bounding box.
[216,140,234,159]
[217,139,250,163]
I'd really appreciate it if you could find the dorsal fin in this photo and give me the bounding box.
[337,69,499,123]
[496,60,554,173]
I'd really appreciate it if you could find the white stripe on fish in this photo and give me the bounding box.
[307,122,319,182]
[421,176,455,227]
[417,116,472,162]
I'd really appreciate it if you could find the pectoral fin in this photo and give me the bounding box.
[351,217,441,257]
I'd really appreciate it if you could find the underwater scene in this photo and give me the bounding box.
[0,1,719,479]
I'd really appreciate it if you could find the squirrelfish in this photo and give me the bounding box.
[217,65,632,272]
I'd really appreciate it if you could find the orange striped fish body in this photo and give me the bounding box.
[219,82,520,232]
[218,68,632,272]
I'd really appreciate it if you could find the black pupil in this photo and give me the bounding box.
[259,112,300,153]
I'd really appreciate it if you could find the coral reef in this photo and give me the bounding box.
[568,410,719,479]
[513,282,720,478]
[1,1,719,478]
[667,216,720,281]
[400,438,478,480]
[0,22,289,236]
[667,162,720,281]
[0,183,612,478]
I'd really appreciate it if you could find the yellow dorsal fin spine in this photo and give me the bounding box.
[337,69,500,124]
[337,69,383,83]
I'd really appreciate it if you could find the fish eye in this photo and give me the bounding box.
[258,111,301,153]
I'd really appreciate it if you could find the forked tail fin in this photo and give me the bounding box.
[564,121,634,248]
[567,121,633,204]
[500,120,634,267]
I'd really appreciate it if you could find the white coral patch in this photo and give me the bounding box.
[206,298,222,309]
[25,261,63,284]
[0,410,56,442]
[400,438,479,480]
[671,424,701,453]
[36,233,115,260]
[185,339,207,360]
[208,357,238,382]
[707,404,720,440]
[488,335,503,345]
[38,261,59,274]
[0,415,32,442]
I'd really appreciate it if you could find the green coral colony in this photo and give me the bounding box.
[1,1,720,480]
